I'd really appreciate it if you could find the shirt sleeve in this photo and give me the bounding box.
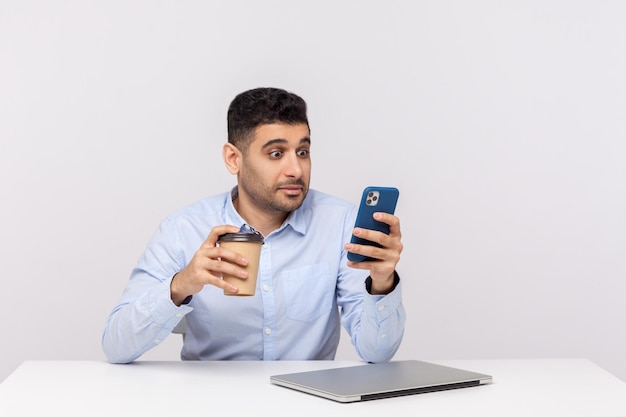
[101,218,193,364]
[337,208,407,363]
[353,277,405,362]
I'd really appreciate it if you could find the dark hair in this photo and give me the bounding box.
[227,87,309,152]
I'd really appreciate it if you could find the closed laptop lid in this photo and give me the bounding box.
[270,360,492,403]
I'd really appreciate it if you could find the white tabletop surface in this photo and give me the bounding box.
[1,358,625,417]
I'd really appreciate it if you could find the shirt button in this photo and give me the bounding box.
[380,333,387,339]
[175,313,183,317]
[263,284,270,291]
[154,339,161,344]
[377,305,385,311]
[265,328,272,335]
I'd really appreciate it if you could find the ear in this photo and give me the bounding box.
[222,143,242,175]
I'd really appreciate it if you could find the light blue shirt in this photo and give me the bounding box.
[102,188,405,364]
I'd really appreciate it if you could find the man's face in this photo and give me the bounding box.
[238,123,311,215]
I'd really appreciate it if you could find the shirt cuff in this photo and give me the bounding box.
[365,270,400,295]
[147,278,193,325]
[362,277,403,321]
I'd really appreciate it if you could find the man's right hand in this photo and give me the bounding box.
[170,224,249,306]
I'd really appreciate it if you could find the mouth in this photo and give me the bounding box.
[277,182,305,196]
[279,186,303,196]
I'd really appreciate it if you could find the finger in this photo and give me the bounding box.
[185,246,246,281]
[351,227,390,248]
[205,269,239,293]
[345,241,386,262]
[212,246,249,267]
[373,212,401,237]
[345,235,402,266]
[346,259,371,270]
[346,256,396,281]
[208,255,249,280]
[188,257,239,293]
[200,225,241,249]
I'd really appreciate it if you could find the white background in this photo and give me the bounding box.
[1,1,625,383]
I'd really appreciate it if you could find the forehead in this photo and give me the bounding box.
[251,123,310,147]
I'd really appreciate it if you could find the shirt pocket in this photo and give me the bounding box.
[281,263,335,322]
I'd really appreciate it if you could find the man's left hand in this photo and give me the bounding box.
[345,212,403,294]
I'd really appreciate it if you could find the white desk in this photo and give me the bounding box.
[1,359,625,416]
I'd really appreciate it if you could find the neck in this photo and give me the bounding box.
[233,195,288,237]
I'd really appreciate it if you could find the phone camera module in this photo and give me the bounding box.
[366,191,380,206]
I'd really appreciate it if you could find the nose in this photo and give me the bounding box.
[283,152,303,178]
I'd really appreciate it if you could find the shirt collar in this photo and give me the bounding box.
[227,186,309,236]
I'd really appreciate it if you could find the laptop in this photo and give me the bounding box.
[270,360,492,403]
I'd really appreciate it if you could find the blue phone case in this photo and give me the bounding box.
[347,186,399,262]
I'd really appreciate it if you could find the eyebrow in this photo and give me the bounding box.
[261,137,311,149]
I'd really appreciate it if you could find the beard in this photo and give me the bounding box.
[238,171,309,214]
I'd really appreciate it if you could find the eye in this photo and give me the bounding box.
[297,149,309,158]
[269,150,283,159]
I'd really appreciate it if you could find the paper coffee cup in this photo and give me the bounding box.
[218,232,264,296]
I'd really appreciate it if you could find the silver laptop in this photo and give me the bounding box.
[270,360,492,403]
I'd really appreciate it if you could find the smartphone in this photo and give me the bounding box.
[347,186,399,262]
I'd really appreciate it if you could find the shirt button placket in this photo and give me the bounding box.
[259,242,276,360]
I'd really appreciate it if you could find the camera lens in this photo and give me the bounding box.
[372,196,378,202]
[366,199,372,204]
[368,192,374,198]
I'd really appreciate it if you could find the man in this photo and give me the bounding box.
[102,87,406,364]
